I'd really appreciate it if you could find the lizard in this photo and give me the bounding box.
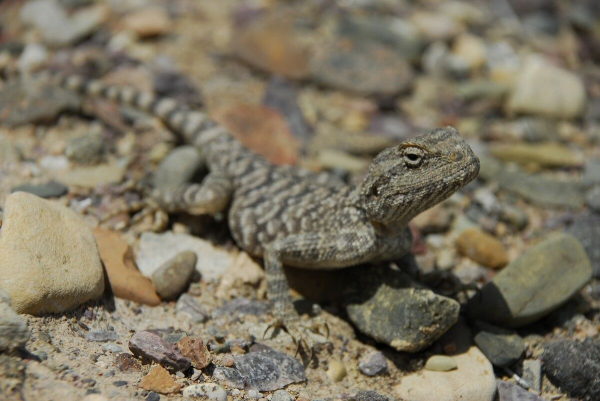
[29,72,481,353]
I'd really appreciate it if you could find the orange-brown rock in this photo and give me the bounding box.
[92,228,160,306]
[138,365,180,394]
[456,228,508,269]
[176,337,211,369]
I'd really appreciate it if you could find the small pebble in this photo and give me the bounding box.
[128,331,191,371]
[424,355,458,371]
[358,351,388,376]
[85,330,118,342]
[271,390,293,401]
[327,360,347,382]
[182,383,227,401]
[152,251,197,301]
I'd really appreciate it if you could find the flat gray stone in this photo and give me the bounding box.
[153,146,204,190]
[152,251,197,301]
[212,343,305,391]
[85,330,118,342]
[566,212,600,278]
[12,181,68,198]
[468,233,592,328]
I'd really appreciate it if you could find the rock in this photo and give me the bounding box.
[467,233,592,327]
[103,344,123,353]
[122,8,171,38]
[522,360,542,395]
[216,252,264,299]
[452,33,487,71]
[473,322,524,367]
[0,81,80,127]
[176,294,207,323]
[138,365,181,395]
[212,343,305,391]
[85,330,119,342]
[262,76,311,142]
[152,251,197,301]
[507,56,586,119]
[272,390,293,401]
[456,228,508,269]
[55,163,125,188]
[354,391,391,401]
[582,159,600,188]
[182,383,227,401]
[17,43,48,73]
[153,146,203,190]
[543,339,600,400]
[566,213,600,278]
[176,337,211,369]
[424,355,458,372]
[358,351,388,376]
[232,13,309,79]
[137,232,235,282]
[214,104,299,165]
[327,360,347,382]
[395,346,496,401]
[0,192,104,314]
[411,12,464,41]
[65,133,105,165]
[345,267,460,352]
[0,291,30,351]
[92,228,161,306]
[11,181,68,198]
[128,331,191,372]
[496,380,547,401]
[20,0,107,47]
[489,143,584,169]
[212,298,271,318]
[309,40,413,96]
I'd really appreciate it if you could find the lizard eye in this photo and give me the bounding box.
[403,147,425,168]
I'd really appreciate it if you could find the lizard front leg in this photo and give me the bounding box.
[263,229,378,353]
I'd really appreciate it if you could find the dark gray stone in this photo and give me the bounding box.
[358,351,388,376]
[473,322,524,367]
[565,213,600,278]
[128,331,191,371]
[212,298,271,319]
[345,265,459,352]
[212,343,305,391]
[12,181,68,198]
[467,233,592,328]
[85,330,118,342]
[543,339,600,401]
[353,390,391,401]
[496,380,548,401]
[145,391,160,401]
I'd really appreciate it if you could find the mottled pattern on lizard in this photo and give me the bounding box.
[45,73,480,349]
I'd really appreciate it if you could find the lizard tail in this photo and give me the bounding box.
[39,72,228,148]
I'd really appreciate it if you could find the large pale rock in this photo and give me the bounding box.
[507,56,586,119]
[395,346,496,401]
[0,192,104,314]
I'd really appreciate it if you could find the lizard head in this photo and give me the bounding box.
[360,126,480,230]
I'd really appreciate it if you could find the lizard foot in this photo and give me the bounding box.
[263,316,327,364]
[101,181,169,232]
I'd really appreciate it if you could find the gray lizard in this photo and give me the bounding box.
[41,73,481,351]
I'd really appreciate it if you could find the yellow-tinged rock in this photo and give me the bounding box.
[456,228,508,269]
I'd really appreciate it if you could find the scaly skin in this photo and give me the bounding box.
[43,73,481,351]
